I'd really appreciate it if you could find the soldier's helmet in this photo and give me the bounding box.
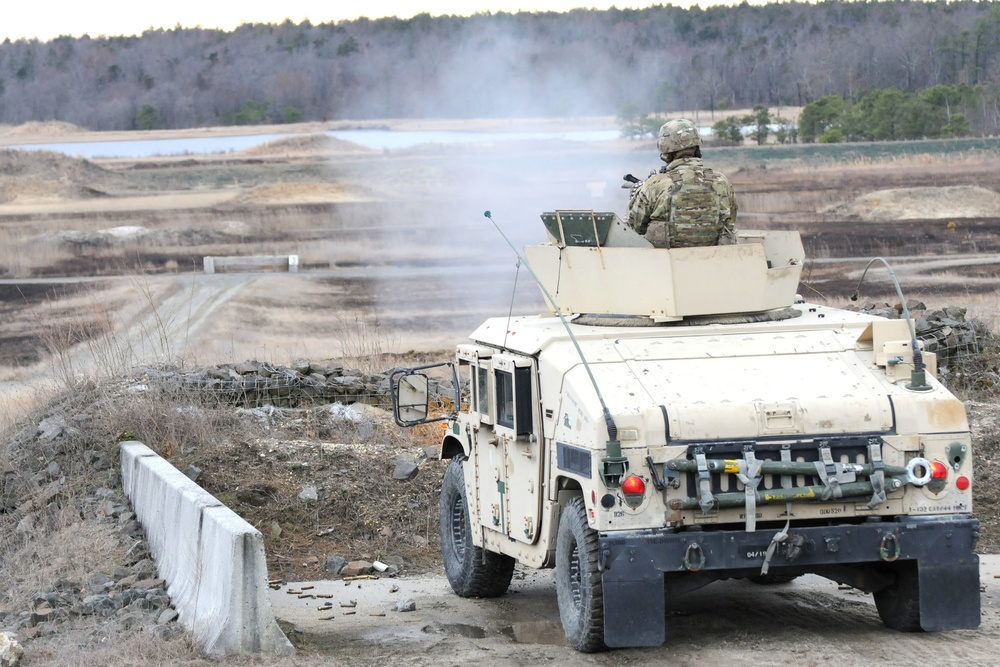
[657,118,702,158]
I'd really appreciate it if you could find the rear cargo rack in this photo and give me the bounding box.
[660,436,928,526]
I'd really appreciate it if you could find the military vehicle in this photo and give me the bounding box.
[391,209,980,652]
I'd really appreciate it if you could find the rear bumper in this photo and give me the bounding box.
[599,515,981,647]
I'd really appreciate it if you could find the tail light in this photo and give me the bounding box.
[930,461,949,480]
[622,475,646,508]
[956,476,971,491]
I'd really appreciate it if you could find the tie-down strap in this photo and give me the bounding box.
[695,452,715,515]
[812,445,860,500]
[867,441,887,509]
[735,449,764,532]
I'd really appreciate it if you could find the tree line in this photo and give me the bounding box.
[1,1,999,134]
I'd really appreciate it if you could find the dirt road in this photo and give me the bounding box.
[271,556,1000,666]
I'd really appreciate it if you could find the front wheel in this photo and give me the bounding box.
[439,456,514,597]
[555,496,606,653]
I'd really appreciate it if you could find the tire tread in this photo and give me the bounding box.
[439,456,514,598]
[556,496,606,652]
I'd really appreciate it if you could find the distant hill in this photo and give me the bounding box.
[0,2,998,134]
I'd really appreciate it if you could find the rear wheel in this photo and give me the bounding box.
[439,456,514,597]
[873,563,922,632]
[555,496,606,653]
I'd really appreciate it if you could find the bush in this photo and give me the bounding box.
[134,104,159,131]
[819,128,845,143]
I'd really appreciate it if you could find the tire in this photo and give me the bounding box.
[439,456,515,598]
[555,496,606,653]
[873,563,923,632]
[748,574,800,585]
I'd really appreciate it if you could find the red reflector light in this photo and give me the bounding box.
[930,461,949,480]
[956,476,971,491]
[622,475,645,496]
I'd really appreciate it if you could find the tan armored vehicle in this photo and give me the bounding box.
[391,210,979,652]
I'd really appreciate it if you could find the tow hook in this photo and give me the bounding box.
[879,533,901,562]
[784,534,813,562]
[683,542,705,571]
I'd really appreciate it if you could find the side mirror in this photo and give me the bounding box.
[390,363,458,427]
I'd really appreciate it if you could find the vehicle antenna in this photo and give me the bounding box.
[483,210,626,486]
[850,257,931,391]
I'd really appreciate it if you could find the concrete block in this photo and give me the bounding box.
[120,441,293,656]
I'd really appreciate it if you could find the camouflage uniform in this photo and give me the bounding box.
[626,119,738,248]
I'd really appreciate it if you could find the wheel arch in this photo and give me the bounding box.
[441,433,467,460]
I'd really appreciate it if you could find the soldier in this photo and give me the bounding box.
[626,118,738,248]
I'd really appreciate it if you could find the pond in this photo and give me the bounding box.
[5,128,622,159]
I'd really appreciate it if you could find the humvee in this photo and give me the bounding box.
[391,210,980,652]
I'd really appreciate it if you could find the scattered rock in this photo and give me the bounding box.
[182,465,202,482]
[341,560,372,577]
[392,455,420,481]
[83,450,110,471]
[0,631,24,667]
[298,485,318,503]
[394,599,417,613]
[14,516,34,534]
[157,608,179,624]
[324,555,348,574]
[37,416,70,442]
[139,360,405,409]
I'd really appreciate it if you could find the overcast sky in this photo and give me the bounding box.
[2,1,762,41]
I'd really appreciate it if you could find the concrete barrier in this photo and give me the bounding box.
[203,255,299,273]
[120,441,293,656]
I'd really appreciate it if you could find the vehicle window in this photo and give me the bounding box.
[514,365,533,436]
[496,366,534,435]
[459,360,472,413]
[496,370,514,429]
[476,365,490,416]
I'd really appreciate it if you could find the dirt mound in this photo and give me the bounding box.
[242,133,371,156]
[0,149,124,204]
[234,181,373,204]
[827,185,1000,221]
[33,223,260,249]
[1,120,86,137]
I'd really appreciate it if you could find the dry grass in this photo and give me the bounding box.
[0,228,75,277]
[331,309,399,375]
[2,512,123,608]
[1,356,440,664]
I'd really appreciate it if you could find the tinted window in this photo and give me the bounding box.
[496,370,514,428]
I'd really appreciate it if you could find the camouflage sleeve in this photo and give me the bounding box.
[717,175,738,245]
[626,182,655,235]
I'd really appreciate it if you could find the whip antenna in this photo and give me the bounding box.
[850,257,931,391]
[483,210,626,486]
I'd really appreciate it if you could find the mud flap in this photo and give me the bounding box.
[919,557,981,631]
[602,559,665,647]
